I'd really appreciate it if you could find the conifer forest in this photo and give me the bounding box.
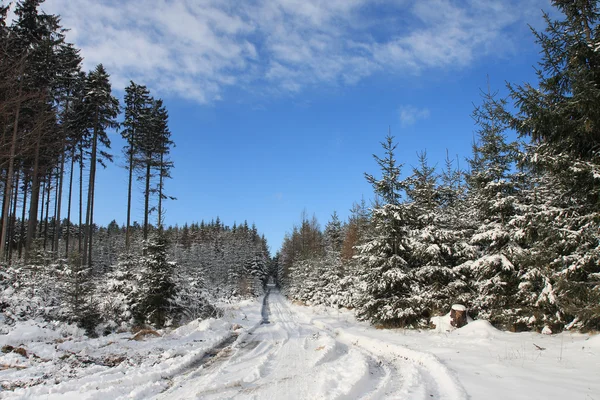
[1,1,600,398]
[278,1,600,333]
[0,0,599,346]
[0,1,272,334]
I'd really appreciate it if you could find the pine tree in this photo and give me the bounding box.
[151,99,174,228]
[121,81,151,250]
[64,71,90,258]
[10,0,66,261]
[81,64,119,267]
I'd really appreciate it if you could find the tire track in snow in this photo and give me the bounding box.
[305,314,469,400]
[156,289,466,400]
[156,289,394,399]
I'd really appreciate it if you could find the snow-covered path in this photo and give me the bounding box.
[3,291,597,399]
[158,289,467,400]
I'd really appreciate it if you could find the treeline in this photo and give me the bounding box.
[1,218,272,333]
[0,1,172,266]
[278,1,600,332]
[0,1,272,334]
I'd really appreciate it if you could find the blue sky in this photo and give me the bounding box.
[15,0,552,253]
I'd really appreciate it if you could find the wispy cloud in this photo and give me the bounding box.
[14,0,551,103]
[399,105,431,127]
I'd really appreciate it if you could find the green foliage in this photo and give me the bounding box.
[365,132,404,206]
[136,231,177,328]
[59,253,99,335]
[506,0,600,330]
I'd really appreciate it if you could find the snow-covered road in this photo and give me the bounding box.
[3,291,598,399]
[158,289,467,400]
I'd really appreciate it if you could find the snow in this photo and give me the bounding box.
[0,300,261,399]
[451,304,466,311]
[296,304,600,400]
[1,320,62,345]
[1,291,598,399]
[454,319,499,338]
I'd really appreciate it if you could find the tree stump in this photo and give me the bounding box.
[450,304,468,328]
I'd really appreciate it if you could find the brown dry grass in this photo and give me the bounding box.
[131,329,160,341]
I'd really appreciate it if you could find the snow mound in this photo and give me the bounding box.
[431,313,453,332]
[455,320,499,338]
[171,317,229,337]
[0,320,61,346]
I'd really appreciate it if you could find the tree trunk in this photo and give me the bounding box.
[88,168,95,267]
[53,152,64,255]
[84,107,99,268]
[0,169,9,255]
[25,129,42,261]
[54,97,69,256]
[65,149,75,258]
[8,169,20,263]
[450,304,468,328]
[38,176,46,238]
[0,75,23,260]
[18,174,28,259]
[78,146,83,256]
[157,152,164,229]
[52,166,59,252]
[43,172,51,250]
[126,134,134,251]
[143,159,151,241]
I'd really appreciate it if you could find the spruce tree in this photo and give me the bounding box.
[364,130,403,206]
[137,230,177,327]
[405,152,458,317]
[460,88,524,327]
[508,0,600,330]
[355,133,418,326]
[59,253,99,335]
[321,212,345,307]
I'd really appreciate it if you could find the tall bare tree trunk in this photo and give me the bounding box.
[0,75,23,260]
[43,172,51,250]
[1,171,9,255]
[18,174,28,259]
[157,152,164,229]
[87,168,95,266]
[54,96,69,257]
[126,135,134,251]
[52,166,59,252]
[38,176,46,238]
[78,147,83,256]
[25,129,42,261]
[143,160,151,241]
[84,108,99,267]
[8,170,20,262]
[65,150,75,258]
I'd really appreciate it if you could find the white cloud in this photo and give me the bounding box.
[8,0,550,103]
[399,105,431,127]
